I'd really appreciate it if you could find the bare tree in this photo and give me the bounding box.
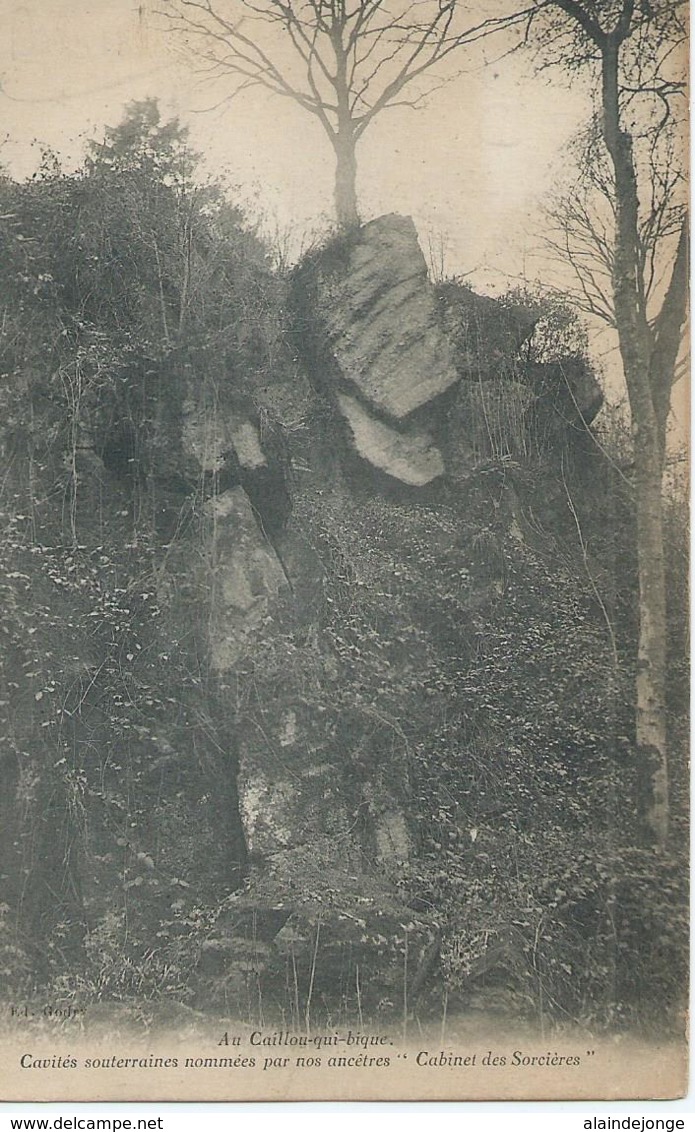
[161,0,530,228]
[544,117,685,329]
[527,0,688,847]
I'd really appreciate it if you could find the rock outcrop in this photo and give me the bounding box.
[296,214,457,489]
[194,215,607,1015]
[337,393,445,486]
[316,215,459,419]
[205,487,288,670]
[0,205,610,1021]
[296,215,602,492]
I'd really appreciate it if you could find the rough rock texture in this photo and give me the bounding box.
[205,487,288,670]
[181,392,268,475]
[0,205,610,1019]
[237,708,355,862]
[234,689,415,881]
[337,393,444,486]
[201,212,605,1015]
[316,215,459,419]
[205,531,430,1011]
[231,420,266,470]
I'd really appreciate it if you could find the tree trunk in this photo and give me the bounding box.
[618,351,669,846]
[331,33,360,231]
[633,442,669,845]
[333,130,359,229]
[601,35,670,846]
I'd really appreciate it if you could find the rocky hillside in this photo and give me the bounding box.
[0,107,687,1030]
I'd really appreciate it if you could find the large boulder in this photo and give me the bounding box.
[337,393,444,486]
[313,214,459,420]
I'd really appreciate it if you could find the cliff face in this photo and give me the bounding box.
[158,215,608,1013]
[1,211,613,1019]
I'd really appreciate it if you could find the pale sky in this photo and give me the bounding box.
[0,0,590,288]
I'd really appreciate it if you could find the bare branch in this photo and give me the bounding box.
[550,0,606,46]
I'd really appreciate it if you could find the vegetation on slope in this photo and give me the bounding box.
[0,102,687,1033]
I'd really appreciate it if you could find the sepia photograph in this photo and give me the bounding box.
[0,0,689,1104]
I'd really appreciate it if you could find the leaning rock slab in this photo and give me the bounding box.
[338,393,444,486]
[316,215,459,419]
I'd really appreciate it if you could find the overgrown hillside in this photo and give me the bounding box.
[0,103,687,1033]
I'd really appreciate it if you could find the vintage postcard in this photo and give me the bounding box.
[0,0,688,1104]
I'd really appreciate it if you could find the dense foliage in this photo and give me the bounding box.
[0,102,687,1033]
[0,101,281,996]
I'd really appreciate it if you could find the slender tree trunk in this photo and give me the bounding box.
[633,442,668,845]
[601,36,670,846]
